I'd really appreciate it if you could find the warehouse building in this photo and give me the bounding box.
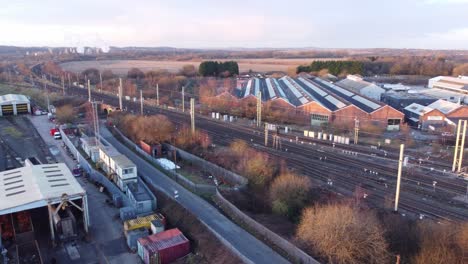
[0,94,31,116]
[381,92,437,112]
[0,161,89,243]
[238,76,404,130]
[335,75,385,101]
[428,76,468,94]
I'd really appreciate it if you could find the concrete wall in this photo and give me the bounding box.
[214,191,320,264]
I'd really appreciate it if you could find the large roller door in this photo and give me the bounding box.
[16,103,29,114]
[1,104,14,115]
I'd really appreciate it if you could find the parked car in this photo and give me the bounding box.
[53,131,62,140]
[72,166,82,177]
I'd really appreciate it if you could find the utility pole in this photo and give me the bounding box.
[190,98,195,134]
[257,91,262,127]
[453,120,462,172]
[452,120,467,172]
[264,123,269,146]
[99,72,103,92]
[457,120,467,172]
[156,83,160,106]
[91,101,98,140]
[95,101,100,140]
[182,86,185,112]
[87,79,91,102]
[43,76,50,111]
[67,73,71,87]
[354,118,360,144]
[140,90,143,115]
[61,75,65,95]
[119,78,123,110]
[394,144,405,212]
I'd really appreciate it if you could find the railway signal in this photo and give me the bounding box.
[394,144,405,212]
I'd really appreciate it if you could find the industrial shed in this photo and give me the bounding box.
[0,162,89,242]
[0,94,31,116]
[335,75,385,101]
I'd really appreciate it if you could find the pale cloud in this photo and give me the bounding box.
[424,0,468,3]
[0,0,466,49]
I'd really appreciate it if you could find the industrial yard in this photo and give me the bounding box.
[2,2,468,260]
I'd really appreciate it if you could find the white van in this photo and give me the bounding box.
[53,131,62,140]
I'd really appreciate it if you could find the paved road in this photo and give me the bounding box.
[100,125,290,264]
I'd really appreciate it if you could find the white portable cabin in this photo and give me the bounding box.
[98,145,138,192]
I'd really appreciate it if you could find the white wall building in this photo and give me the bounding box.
[428,76,468,94]
[98,144,137,192]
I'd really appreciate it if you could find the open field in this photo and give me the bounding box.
[59,58,349,75]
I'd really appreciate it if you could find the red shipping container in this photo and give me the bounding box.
[140,141,162,157]
[137,226,176,260]
[142,229,190,264]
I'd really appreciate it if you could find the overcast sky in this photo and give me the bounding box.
[1,0,467,49]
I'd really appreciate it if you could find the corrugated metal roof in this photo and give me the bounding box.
[145,234,188,252]
[353,95,381,110]
[266,78,277,99]
[427,99,461,114]
[404,103,433,115]
[243,79,252,98]
[311,77,383,113]
[0,163,85,214]
[0,94,30,105]
[295,77,348,111]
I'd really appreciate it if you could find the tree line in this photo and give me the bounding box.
[297,60,364,76]
[297,56,467,77]
[198,61,239,77]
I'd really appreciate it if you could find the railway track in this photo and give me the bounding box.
[29,72,468,221]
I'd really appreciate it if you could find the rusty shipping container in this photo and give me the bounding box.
[139,141,162,157]
[139,228,190,264]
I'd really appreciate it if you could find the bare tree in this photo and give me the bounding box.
[269,172,310,218]
[412,222,465,264]
[296,204,389,264]
[56,104,76,124]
